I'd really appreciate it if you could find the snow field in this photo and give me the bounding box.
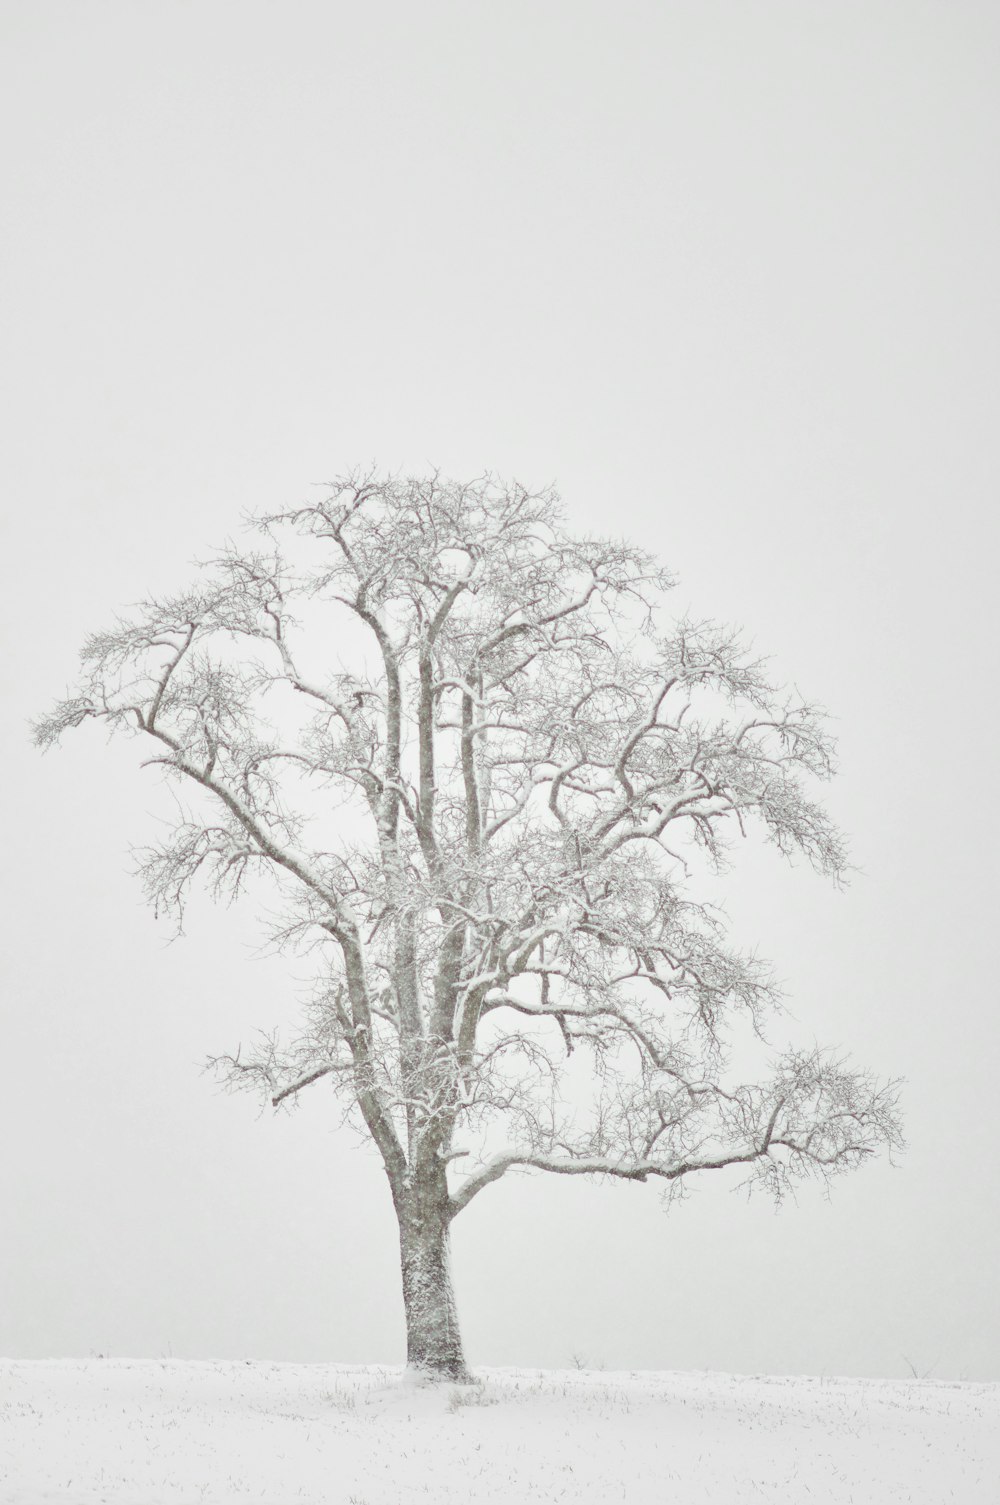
[1,1359,997,1504]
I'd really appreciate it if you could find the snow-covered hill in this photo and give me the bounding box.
[1,1359,996,1503]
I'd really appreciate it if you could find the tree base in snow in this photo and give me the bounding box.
[404,1359,480,1386]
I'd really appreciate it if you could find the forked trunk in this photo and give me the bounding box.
[396,1164,472,1382]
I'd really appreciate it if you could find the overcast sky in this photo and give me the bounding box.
[3,0,998,1380]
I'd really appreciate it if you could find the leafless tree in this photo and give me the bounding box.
[35,472,902,1381]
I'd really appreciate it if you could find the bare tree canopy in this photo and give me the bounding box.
[35,472,902,1379]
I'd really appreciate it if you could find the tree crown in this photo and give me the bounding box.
[36,471,902,1213]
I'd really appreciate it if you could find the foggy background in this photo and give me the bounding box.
[3,0,998,1380]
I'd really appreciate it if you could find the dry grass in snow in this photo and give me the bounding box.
[1,1359,997,1503]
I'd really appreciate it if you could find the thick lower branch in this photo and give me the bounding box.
[447,1135,855,1219]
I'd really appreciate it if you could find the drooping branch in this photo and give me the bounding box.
[448,1052,903,1218]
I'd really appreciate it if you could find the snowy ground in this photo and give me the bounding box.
[1,1359,996,1504]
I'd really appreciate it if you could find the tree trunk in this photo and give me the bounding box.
[396,1163,472,1382]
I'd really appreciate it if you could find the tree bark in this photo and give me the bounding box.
[395,1162,472,1382]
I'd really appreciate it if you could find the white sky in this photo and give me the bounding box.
[2,0,998,1380]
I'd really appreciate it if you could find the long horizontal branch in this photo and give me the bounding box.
[446,1116,858,1219]
[447,1147,734,1216]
